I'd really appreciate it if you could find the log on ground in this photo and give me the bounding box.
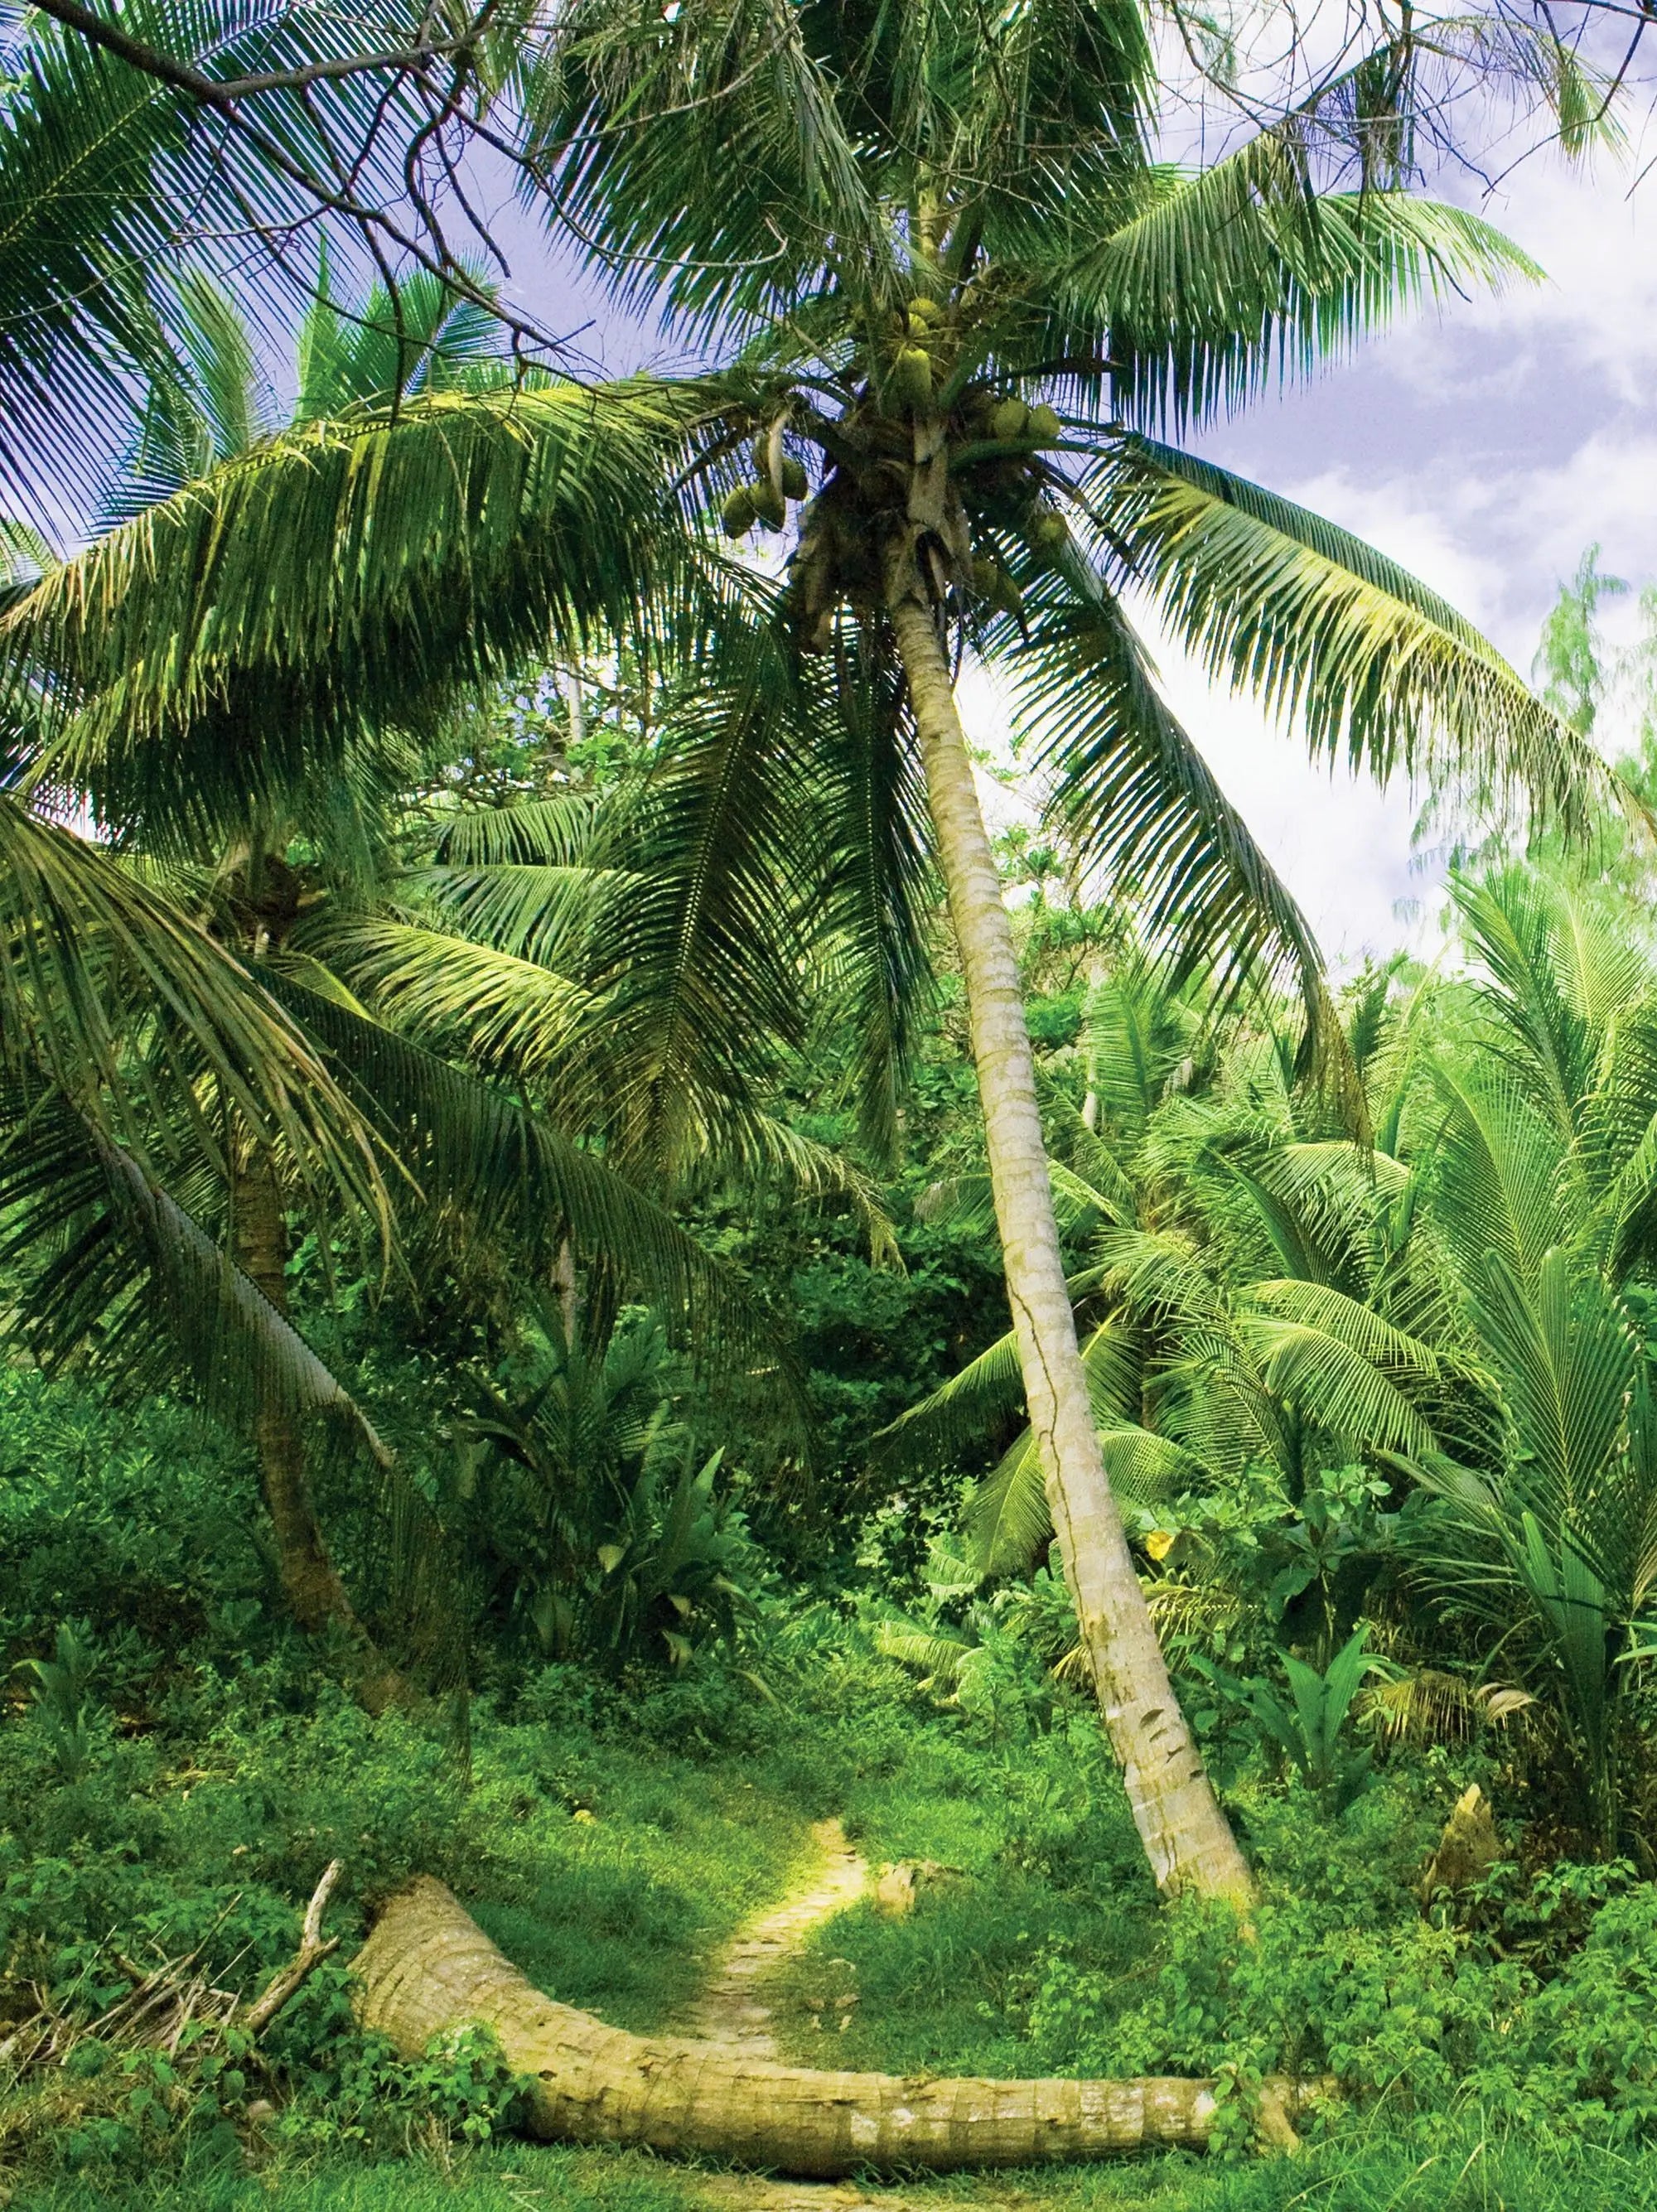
[353,1877,1312,2175]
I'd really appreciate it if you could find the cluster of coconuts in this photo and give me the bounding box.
[983,394,1062,447]
[721,432,809,538]
[891,293,947,408]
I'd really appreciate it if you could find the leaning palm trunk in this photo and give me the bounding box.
[885,545,1252,1905]
[355,1877,1315,2168]
[231,1143,402,1707]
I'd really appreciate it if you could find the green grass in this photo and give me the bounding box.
[769,1713,1161,2077]
[462,1729,815,2030]
[5,1640,1654,2211]
[30,2120,1657,2212]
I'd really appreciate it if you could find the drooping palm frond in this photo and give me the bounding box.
[265,973,790,1388]
[565,615,833,1177]
[1055,132,1539,433]
[0,1085,388,1469]
[6,379,704,849]
[518,0,897,338]
[408,861,618,972]
[432,792,603,868]
[1102,438,1627,844]
[322,918,600,1088]
[803,622,935,1166]
[1247,1277,1442,1383]
[1239,1309,1438,1458]
[1007,569,1360,1122]
[0,796,382,1221]
[0,0,429,529]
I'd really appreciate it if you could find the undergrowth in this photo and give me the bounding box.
[8,1370,1657,2209]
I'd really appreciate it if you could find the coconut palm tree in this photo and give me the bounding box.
[0,334,780,1684]
[5,3,1625,1897]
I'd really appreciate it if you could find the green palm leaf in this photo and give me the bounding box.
[0,796,381,1221]
[1060,136,1539,432]
[1102,437,1624,841]
[1007,572,1359,1118]
[1239,1309,1437,1458]
[266,973,786,1383]
[7,380,702,848]
[0,1090,389,1470]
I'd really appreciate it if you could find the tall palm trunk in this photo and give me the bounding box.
[884,564,1253,1905]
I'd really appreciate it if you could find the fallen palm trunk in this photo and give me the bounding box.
[354,1879,1316,2173]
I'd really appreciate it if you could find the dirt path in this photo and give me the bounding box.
[677,1817,868,2058]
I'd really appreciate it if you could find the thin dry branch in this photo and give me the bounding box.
[239,1858,345,2038]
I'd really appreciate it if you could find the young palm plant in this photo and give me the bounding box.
[6,5,1624,1897]
[886,960,1452,1592]
[1389,871,1657,1851]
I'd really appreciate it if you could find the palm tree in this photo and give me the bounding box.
[1388,871,1657,1851]
[5,6,1623,1898]
[0,320,780,1685]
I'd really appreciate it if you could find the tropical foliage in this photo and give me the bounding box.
[5,0,1657,2193]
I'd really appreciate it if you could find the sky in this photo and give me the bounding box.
[492,71,1657,973]
[1163,128,1657,968]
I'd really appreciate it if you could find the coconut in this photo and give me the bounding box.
[893,345,933,408]
[720,486,758,537]
[988,397,1030,442]
[907,295,942,324]
[780,455,809,500]
[1027,403,1062,444]
[751,478,786,529]
[1032,510,1069,554]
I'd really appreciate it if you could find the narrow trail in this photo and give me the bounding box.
[677,1817,869,2058]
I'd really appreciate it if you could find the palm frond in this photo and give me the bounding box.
[1006,570,1361,1123]
[324,917,598,1085]
[7,380,703,850]
[266,972,787,1385]
[1102,438,1626,843]
[0,0,428,529]
[1239,1309,1438,1457]
[0,796,383,1223]
[0,1093,388,1467]
[1059,133,1539,432]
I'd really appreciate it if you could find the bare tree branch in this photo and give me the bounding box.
[239,1858,344,2038]
[24,0,471,106]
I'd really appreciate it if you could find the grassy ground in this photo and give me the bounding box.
[766,1714,1157,2078]
[31,2123,1657,2212]
[4,1659,1644,2208]
[460,1724,816,2033]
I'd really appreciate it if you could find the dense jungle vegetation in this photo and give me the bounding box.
[3,0,1657,2205]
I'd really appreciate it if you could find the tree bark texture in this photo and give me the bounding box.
[884,577,1254,1909]
[355,1878,1315,2171]
[232,1146,369,1640]
[231,1147,407,1717]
